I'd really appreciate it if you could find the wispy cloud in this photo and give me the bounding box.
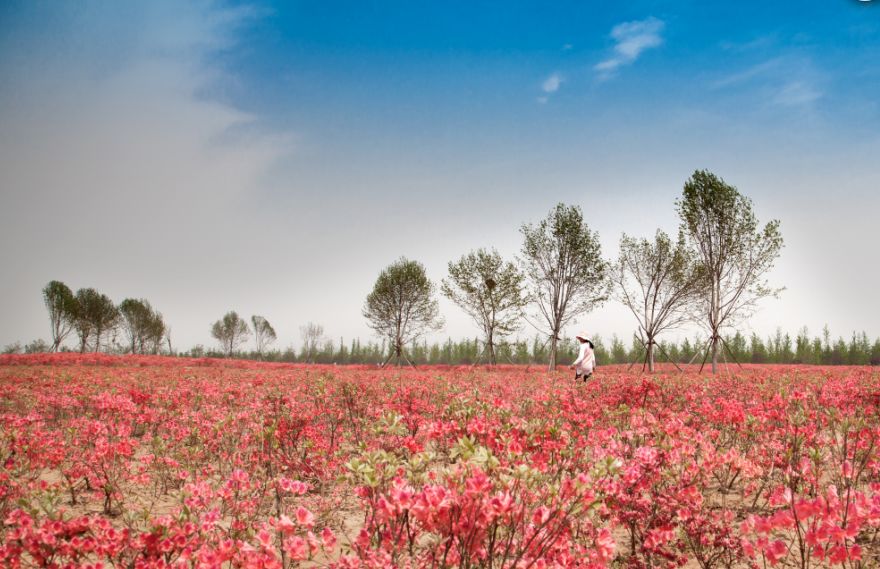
[719,34,777,53]
[711,56,824,110]
[595,17,664,78]
[774,81,822,107]
[537,72,563,104]
[710,58,783,89]
[542,73,563,93]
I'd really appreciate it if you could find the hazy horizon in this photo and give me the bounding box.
[2,1,879,352]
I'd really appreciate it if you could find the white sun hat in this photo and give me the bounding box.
[575,332,591,342]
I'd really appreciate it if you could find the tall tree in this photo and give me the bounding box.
[143,310,167,354]
[211,311,250,357]
[42,280,76,352]
[520,203,608,370]
[677,170,783,373]
[72,288,119,353]
[363,257,443,367]
[251,315,277,359]
[299,322,324,363]
[441,248,528,365]
[119,298,166,354]
[611,230,701,371]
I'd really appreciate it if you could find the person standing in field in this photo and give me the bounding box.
[571,332,596,382]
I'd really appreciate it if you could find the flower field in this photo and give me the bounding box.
[1,355,880,568]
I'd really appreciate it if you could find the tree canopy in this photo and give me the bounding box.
[442,248,528,365]
[251,315,277,359]
[119,298,166,354]
[677,169,784,372]
[42,280,76,352]
[211,311,251,357]
[72,288,120,353]
[520,203,608,370]
[363,257,443,366]
[611,230,701,371]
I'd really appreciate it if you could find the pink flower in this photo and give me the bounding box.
[295,506,315,527]
[321,527,337,550]
[283,536,308,561]
[277,515,296,534]
[594,528,615,562]
[531,506,551,526]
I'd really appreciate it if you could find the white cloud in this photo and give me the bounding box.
[595,17,665,77]
[710,56,823,110]
[542,73,563,93]
[710,59,783,89]
[774,81,822,107]
[0,2,295,349]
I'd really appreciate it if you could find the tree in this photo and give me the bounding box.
[72,288,119,353]
[251,315,277,359]
[441,248,528,365]
[42,280,76,352]
[25,339,49,354]
[677,170,783,373]
[520,203,608,370]
[363,257,443,366]
[299,322,324,363]
[211,311,250,357]
[164,326,174,356]
[118,299,147,354]
[750,333,768,363]
[143,310,167,354]
[119,298,166,354]
[611,231,701,371]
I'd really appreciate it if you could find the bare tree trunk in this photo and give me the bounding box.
[711,280,721,373]
[548,333,558,371]
[647,341,655,373]
[164,329,172,355]
[711,335,719,373]
[488,330,496,365]
[394,335,403,366]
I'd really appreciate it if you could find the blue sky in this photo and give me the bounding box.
[1,1,879,351]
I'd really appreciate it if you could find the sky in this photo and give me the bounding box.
[1,0,879,353]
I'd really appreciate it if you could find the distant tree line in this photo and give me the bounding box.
[7,323,880,367]
[165,326,880,366]
[25,170,801,372]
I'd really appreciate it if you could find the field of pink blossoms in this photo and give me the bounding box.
[1,354,879,568]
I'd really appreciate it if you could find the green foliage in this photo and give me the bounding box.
[520,203,608,369]
[176,325,880,367]
[72,288,120,353]
[24,339,49,353]
[363,257,443,364]
[42,280,77,352]
[677,170,784,372]
[612,230,701,371]
[251,315,277,358]
[442,248,528,364]
[210,311,250,357]
[119,298,166,354]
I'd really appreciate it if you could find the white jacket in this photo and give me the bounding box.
[573,343,595,375]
